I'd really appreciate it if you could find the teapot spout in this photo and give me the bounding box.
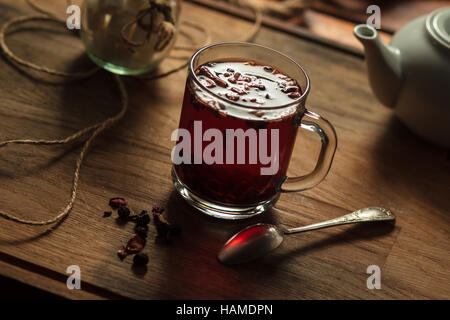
[354,24,403,108]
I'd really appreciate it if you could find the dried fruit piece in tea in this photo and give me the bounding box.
[197,66,228,88]
[231,87,246,95]
[225,92,240,101]
[282,86,300,93]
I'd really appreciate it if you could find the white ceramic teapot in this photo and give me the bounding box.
[354,7,450,148]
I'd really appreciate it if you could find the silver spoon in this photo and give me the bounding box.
[218,207,395,265]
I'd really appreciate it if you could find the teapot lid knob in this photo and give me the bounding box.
[426,7,450,49]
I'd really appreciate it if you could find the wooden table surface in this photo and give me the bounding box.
[0,0,449,299]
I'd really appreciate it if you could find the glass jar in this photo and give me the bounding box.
[81,0,181,75]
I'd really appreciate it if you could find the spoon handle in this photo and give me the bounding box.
[284,207,395,235]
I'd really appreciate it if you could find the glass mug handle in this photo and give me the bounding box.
[280,109,337,192]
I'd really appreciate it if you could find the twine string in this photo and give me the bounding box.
[0,15,99,79]
[0,1,262,226]
[0,75,128,225]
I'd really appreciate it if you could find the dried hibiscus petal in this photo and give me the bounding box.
[109,197,127,209]
[126,234,146,254]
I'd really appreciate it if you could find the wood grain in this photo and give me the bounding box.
[0,0,449,299]
[315,0,450,33]
[189,0,393,56]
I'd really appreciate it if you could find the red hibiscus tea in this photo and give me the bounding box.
[174,61,301,203]
[172,43,337,219]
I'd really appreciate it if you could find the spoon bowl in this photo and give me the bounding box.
[218,223,284,265]
[218,207,395,265]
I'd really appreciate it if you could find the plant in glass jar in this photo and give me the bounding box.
[81,0,181,75]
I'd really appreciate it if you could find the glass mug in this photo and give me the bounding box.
[172,42,337,219]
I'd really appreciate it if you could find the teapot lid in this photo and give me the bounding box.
[426,7,450,49]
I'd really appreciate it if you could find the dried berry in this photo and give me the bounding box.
[250,98,264,104]
[103,211,112,217]
[136,210,151,226]
[134,225,149,238]
[133,253,149,266]
[109,197,127,209]
[118,206,131,219]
